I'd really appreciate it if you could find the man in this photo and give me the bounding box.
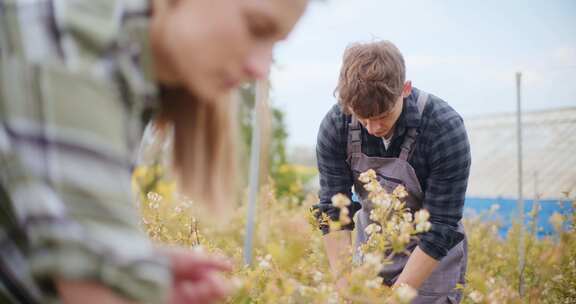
[315,40,471,303]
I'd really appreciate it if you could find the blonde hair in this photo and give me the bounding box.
[159,86,237,210]
[335,40,406,118]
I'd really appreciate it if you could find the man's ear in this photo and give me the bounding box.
[402,81,412,98]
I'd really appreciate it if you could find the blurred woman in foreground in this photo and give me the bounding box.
[0,0,308,303]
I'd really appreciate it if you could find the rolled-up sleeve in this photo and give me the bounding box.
[314,106,361,234]
[418,115,470,260]
[0,126,172,304]
[0,0,171,301]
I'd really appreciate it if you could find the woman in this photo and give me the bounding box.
[0,0,308,303]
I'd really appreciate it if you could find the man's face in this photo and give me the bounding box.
[351,81,412,138]
[353,94,404,138]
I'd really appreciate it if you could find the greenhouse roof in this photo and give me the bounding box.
[465,107,576,200]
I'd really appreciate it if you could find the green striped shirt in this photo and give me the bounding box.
[0,0,170,303]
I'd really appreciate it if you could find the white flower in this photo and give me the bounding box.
[363,253,382,269]
[331,193,351,208]
[192,245,205,253]
[256,254,272,270]
[552,274,563,282]
[365,223,382,235]
[393,185,408,198]
[468,290,484,303]
[146,191,162,202]
[364,180,381,193]
[327,292,339,304]
[358,169,377,183]
[400,222,413,235]
[392,199,404,211]
[365,277,383,289]
[258,258,271,270]
[414,209,430,224]
[313,271,323,283]
[395,283,417,303]
[372,195,392,208]
[416,222,432,233]
[369,210,378,221]
[402,212,413,223]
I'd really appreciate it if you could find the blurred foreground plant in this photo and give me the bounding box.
[134,165,575,303]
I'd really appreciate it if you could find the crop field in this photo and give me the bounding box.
[133,165,575,304]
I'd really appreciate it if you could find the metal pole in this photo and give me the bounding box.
[243,80,269,266]
[516,72,526,297]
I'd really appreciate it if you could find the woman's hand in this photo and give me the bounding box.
[164,247,234,304]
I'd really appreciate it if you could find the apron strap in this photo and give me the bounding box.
[347,116,362,166]
[399,91,429,161]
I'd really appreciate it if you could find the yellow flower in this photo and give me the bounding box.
[393,185,408,199]
[365,277,384,289]
[257,254,272,270]
[365,223,382,235]
[468,290,484,303]
[364,180,381,193]
[402,212,413,223]
[395,283,417,303]
[146,191,163,203]
[358,169,377,183]
[400,222,413,235]
[363,253,382,269]
[369,209,383,222]
[414,209,430,224]
[331,193,351,208]
[372,194,392,208]
[312,271,323,283]
[416,222,432,233]
[392,199,404,211]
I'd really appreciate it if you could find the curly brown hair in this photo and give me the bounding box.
[335,40,406,118]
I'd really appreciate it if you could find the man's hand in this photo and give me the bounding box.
[164,247,234,304]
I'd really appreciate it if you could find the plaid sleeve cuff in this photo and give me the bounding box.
[8,181,171,303]
[26,216,171,304]
[417,222,465,260]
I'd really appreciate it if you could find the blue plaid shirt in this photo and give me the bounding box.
[315,88,471,260]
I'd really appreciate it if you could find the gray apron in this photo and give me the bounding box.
[347,92,467,303]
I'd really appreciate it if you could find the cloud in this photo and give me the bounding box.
[406,55,486,69]
[553,47,576,66]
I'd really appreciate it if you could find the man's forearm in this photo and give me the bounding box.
[322,230,352,276]
[393,246,439,289]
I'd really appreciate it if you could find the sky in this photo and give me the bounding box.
[269,0,576,148]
